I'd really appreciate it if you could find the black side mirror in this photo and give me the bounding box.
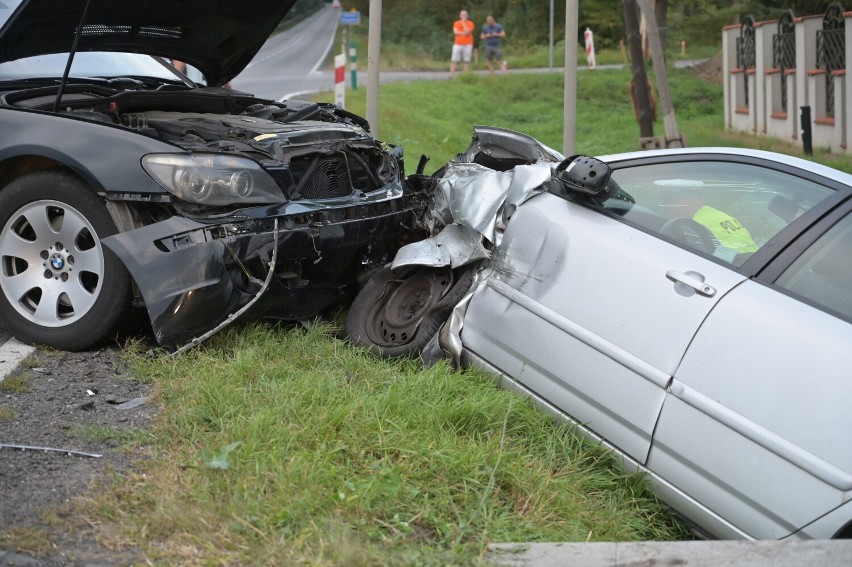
[550,155,618,202]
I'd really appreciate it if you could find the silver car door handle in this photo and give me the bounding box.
[666,270,717,297]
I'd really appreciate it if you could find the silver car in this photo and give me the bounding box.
[347,127,852,540]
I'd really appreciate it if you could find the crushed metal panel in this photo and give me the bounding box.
[388,140,557,272]
[391,224,489,270]
[463,125,565,164]
[103,217,266,345]
[433,162,554,244]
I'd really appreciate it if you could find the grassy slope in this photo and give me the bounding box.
[324,67,852,174]
[94,326,689,565]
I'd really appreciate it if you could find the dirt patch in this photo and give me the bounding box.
[0,346,155,566]
[690,50,724,85]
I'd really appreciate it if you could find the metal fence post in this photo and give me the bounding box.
[801,105,813,155]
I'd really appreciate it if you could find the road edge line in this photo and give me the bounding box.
[0,339,36,383]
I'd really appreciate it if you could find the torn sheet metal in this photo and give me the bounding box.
[459,125,565,164]
[391,161,554,271]
[399,127,565,360]
[115,397,149,409]
[391,224,489,270]
[421,286,476,368]
[432,162,554,244]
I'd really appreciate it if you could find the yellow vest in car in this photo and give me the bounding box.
[693,206,758,253]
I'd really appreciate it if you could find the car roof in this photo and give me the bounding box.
[599,146,852,187]
[0,0,297,86]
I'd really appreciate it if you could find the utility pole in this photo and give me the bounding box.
[549,0,554,70]
[563,0,578,156]
[366,0,382,137]
[635,0,683,147]
[623,0,654,142]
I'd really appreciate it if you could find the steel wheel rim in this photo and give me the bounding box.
[0,200,105,327]
[365,269,450,347]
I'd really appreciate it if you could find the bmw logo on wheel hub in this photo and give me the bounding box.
[50,253,65,271]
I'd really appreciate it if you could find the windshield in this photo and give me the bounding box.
[0,0,20,27]
[0,0,183,82]
[0,52,182,81]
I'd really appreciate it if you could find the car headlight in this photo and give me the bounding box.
[142,154,285,205]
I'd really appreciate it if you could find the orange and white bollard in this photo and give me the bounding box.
[334,53,345,109]
[584,27,596,69]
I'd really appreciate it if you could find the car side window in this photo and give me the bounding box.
[602,161,834,267]
[775,212,852,319]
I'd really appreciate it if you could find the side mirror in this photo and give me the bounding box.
[550,155,618,202]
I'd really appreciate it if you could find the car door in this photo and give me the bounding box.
[461,156,838,466]
[649,200,852,539]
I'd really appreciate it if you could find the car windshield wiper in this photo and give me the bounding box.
[1,75,187,91]
[0,76,111,88]
[91,75,192,90]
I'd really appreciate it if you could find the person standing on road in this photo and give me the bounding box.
[450,10,475,78]
[480,15,508,74]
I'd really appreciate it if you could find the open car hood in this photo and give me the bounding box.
[0,0,297,85]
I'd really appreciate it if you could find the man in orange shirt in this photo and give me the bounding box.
[450,10,475,77]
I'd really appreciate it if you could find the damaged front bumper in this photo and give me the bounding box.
[103,186,428,346]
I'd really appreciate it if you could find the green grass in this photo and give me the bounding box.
[83,324,689,564]
[1,527,54,556]
[0,372,32,393]
[321,66,852,174]
[72,425,153,449]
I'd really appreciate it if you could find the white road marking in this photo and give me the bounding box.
[0,338,36,382]
[308,16,339,75]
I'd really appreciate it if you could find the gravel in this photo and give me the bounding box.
[0,345,155,566]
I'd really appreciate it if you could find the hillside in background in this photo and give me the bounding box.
[337,0,843,59]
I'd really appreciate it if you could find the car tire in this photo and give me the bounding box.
[0,171,135,350]
[346,265,476,358]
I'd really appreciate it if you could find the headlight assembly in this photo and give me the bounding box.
[142,154,285,205]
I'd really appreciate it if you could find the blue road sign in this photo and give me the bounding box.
[341,11,361,25]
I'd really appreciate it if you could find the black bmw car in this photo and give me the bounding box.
[0,0,429,350]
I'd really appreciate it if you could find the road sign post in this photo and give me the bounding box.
[349,39,357,89]
[340,9,361,91]
[334,53,346,109]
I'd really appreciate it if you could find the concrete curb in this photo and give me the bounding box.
[487,540,852,566]
[0,550,41,566]
[0,338,35,383]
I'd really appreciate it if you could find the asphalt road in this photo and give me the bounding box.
[230,6,340,100]
[230,7,706,104]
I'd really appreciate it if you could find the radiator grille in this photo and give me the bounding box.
[301,158,352,199]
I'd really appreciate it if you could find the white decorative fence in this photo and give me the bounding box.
[723,3,851,154]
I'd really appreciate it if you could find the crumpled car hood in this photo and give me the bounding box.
[391,126,563,271]
[0,0,297,86]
